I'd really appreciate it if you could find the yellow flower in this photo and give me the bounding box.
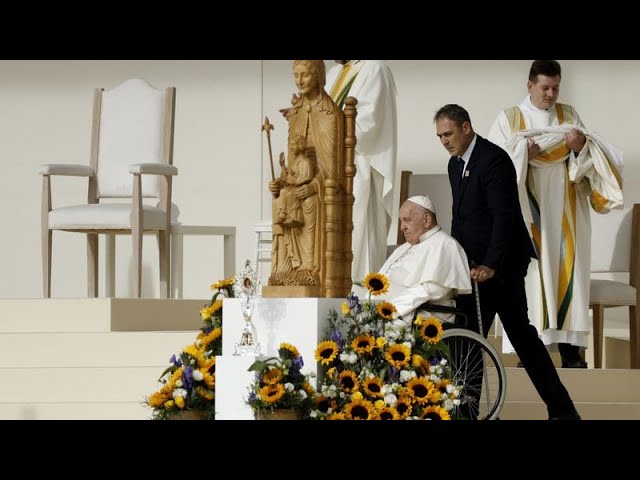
[210,277,235,290]
[376,337,386,348]
[175,396,185,409]
[376,301,397,320]
[262,367,283,385]
[407,377,435,405]
[374,399,386,410]
[384,344,411,369]
[395,397,413,419]
[363,377,384,399]
[279,342,300,358]
[379,406,400,420]
[351,391,363,401]
[421,405,451,420]
[351,334,375,354]
[315,340,339,366]
[341,302,350,315]
[259,383,285,404]
[345,398,378,420]
[363,272,390,296]
[338,370,359,393]
[327,367,336,378]
[419,317,444,344]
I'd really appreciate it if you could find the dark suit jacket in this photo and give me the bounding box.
[449,135,535,278]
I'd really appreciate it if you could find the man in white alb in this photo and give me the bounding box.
[325,60,397,282]
[363,195,472,323]
[488,60,623,367]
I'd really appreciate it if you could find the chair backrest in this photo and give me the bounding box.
[397,171,452,243]
[93,78,176,199]
[590,204,636,273]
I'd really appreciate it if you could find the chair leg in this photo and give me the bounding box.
[87,233,99,298]
[592,304,604,368]
[158,230,170,299]
[630,306,640,369]
[132,231,142,298]
[105,234,116,298]
[42,230,52,298]
[171,229,183,299]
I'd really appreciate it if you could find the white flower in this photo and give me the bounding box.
[384,393,398,406]
[453,398,461,406]
[299,390,308,400]
[284,382,294,393]
[309,410,317,418]
[400,369,416,382]
[192,370,204,382]
[440,358,448,366]
[172,388,187,399]
[443,399,454,411]
[175,379,183,388]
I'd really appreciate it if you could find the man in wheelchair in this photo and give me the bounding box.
[358,195,472,324]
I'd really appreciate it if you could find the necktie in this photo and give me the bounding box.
[457,157,465,179]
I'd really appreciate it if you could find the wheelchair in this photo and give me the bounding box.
[414,290,507,420]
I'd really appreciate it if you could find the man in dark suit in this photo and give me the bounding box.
[433,104,580,420]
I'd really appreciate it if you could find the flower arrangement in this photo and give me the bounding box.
[246,342,316,419]
[309,272,463,420]
[145,277,235,420]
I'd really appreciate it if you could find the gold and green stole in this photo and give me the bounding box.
[506,104,575,330]
[329,61,364,109]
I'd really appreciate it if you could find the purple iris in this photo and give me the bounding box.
[293,356,304,370]
[347,292,361,313]
[329,330,345,350]
[182,366,194,390]
[170,354,183,367]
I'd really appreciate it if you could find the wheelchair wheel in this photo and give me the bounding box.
[441,328,506,420]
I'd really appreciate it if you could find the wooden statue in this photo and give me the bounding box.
[264,60,357,298]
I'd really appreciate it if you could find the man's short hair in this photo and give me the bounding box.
[433,104,472,128]
[529,60,562,83]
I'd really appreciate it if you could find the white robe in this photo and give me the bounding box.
[488,96,623,351]
[355,226,472,323]
[325,60,398,282]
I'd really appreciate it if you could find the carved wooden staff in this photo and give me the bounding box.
[261,117,276,184]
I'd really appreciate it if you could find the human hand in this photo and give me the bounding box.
[269,179,283,195]
[564,128,586,154]
[470,265,495,283]
[294,184,314,199]
[279,93,301,118]
[527,138,540,159]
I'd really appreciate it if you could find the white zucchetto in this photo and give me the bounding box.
[407,195,436,215]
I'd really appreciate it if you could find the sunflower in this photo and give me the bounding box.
[326,412,346,420]
[419,316,444,344]
[376,301,397,320]
[279,342,300,359]
[384,343,411,369]
[407,377,435,405]
[338,370,359,393]
[395,396,413,419]
[315,395,337,414]
[437,378,452,394]
[210,277,235,290]
[344,398,378,420]
[420,405,451,420]
[363,272,389,296]
[378,406,400,420]
[351,334,375,354]
[362,377,384,399]
[315,340,339,366]
[258,383,285,404]
[262,367,283,385]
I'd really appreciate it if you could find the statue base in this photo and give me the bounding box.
[262,285,323,298]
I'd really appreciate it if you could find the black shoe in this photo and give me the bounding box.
[561,360,588,368]
[549,409,581,420]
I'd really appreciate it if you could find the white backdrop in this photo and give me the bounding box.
[1,60,637,299]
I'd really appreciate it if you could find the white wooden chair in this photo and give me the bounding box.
[39,78,177,298]
[590,203,640,368]
[397,170,452,243]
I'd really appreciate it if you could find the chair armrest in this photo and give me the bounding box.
[129,163,178,176]
[39,164,94,176]
[414,302,469,328]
